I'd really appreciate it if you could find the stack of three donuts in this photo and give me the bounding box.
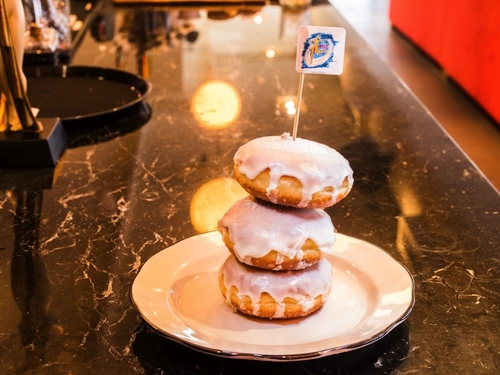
[217,133,354,319]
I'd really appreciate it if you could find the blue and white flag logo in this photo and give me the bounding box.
[296,26,346,75]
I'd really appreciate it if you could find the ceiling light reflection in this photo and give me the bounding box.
[190,178,248,233]
[253,14,263,24]
[284,100,296,115]
[276,96,307,116]
[266,49,276,58]
[191,81,241,129]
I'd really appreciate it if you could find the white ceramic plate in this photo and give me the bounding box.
[131,231,415,361]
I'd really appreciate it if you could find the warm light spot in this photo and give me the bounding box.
[396,183,422,217]
[191,81,241,128]
[276,96,307,116]
[265,49,276,58]
[190,178,248,233]
[284,100,296,115]
[253,14,263,24]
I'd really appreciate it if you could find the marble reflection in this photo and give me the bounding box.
[0,167,60,372]
[10,189,58,371]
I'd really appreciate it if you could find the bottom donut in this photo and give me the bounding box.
[218,255,333,319]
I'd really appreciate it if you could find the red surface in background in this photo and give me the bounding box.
[389,0,500,124]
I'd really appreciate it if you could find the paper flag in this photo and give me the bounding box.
[296,26,346,75]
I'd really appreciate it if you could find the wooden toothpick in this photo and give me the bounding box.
[292,72,305,141]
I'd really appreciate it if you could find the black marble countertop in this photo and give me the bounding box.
[1,1,499,374]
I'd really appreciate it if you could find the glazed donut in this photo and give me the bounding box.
[218,255,332,319]
[233,133,353,208]
[218,196,335,270]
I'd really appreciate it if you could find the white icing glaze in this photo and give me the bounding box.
[234,133,354,207]
[218,196,335,269]
[219,255,333,318]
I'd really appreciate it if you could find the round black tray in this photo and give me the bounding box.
[25,65,152,127]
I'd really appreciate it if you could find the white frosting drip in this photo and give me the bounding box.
[234,133,354,207]
[218,197,335,267]
[219,255,333,318]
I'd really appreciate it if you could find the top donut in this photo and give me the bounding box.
[234,133,353,208]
